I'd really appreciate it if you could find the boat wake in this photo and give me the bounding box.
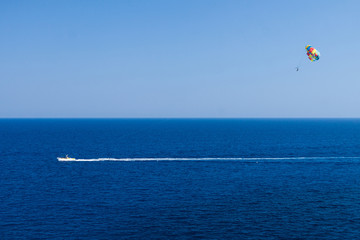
[58,156,360,162]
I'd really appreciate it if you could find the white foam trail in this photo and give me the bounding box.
[58,157,360,162]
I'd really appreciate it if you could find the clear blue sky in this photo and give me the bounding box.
[1,0,359,118]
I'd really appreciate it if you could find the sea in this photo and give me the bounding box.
[1,119,360,239]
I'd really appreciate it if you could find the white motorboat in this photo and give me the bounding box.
[57,155,76,161]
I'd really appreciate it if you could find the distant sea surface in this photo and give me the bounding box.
[1,119,360,239]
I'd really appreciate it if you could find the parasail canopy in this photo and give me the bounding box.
[305,45,320,62]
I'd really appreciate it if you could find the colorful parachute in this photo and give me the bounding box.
[305,45,320,62]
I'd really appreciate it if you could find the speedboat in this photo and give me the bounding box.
[57,155,76,161]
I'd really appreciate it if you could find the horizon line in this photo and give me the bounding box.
[1,117,360,120]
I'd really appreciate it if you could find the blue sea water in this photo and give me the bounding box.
[1,119,360,239]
